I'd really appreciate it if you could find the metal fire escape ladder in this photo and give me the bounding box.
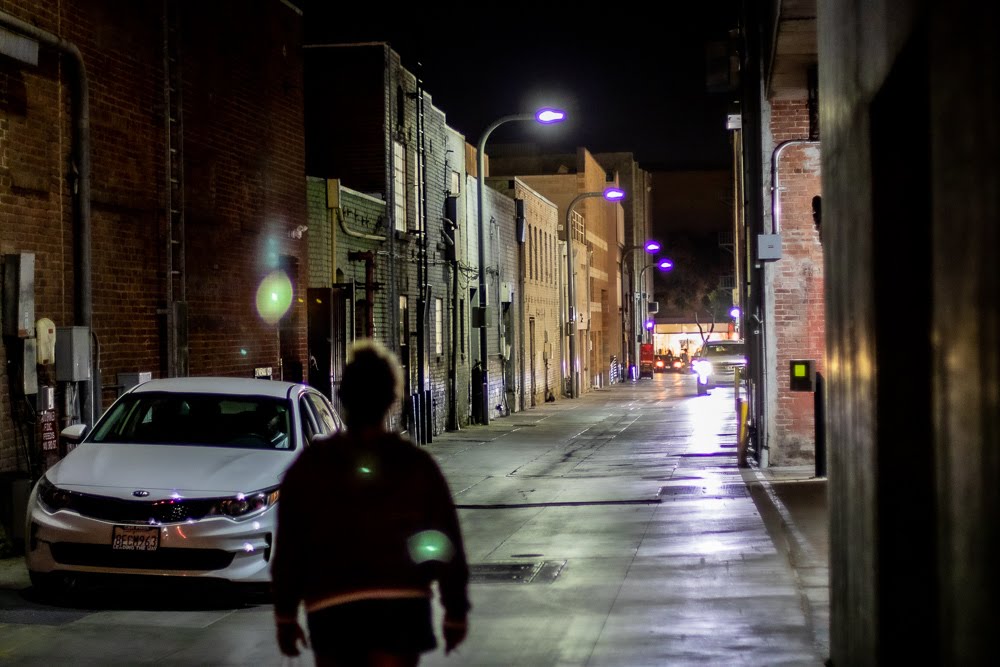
[162,0,188,376]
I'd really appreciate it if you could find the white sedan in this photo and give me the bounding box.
[24,377,343,594]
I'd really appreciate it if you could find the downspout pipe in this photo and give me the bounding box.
[442,217,459,431]
[0,12,94,427]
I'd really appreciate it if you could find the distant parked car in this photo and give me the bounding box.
[24,377,343,595]
[653,355,670,373]
[692,340,747,395]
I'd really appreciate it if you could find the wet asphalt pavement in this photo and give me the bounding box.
[0,372,829,666]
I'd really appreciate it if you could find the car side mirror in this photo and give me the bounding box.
[61,423,88,442]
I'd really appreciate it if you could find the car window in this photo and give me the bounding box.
[305,392,342,434]
[89,392,292,450]
[705,343,745,357]
[298,396,320,445]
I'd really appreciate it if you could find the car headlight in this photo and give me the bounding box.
[36,476,74,512]
[693,360,713,376]
[209,487,280,520]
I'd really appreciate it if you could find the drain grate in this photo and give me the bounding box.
[469,560,566,584]
[658,484,748,498]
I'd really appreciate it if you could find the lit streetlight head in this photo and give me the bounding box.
[656,258,674,271]
[603,187,626,201]
[535,107,566,124]
[729,306,741,319]
[644,240,661,253]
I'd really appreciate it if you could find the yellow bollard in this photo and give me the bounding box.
[736,398,749,467]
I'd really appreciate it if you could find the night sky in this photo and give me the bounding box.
[299,2,740,172]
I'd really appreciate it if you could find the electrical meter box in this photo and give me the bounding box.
[56,326,91,381]
[2,253,35,338]
[757,234,782,261]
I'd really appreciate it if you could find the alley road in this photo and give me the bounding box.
[0,373,826,666]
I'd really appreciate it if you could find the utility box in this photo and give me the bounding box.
[118,371,152,394]
[56,326,91,381]
[2,252,35,337]
[22,338,37,395]
[757,234,782,261]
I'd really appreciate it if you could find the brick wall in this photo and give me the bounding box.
[517,181,561,406]
[769,99,824,465]
[0,0,306,476]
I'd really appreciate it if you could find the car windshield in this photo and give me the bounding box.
[703,342,745,357]
[88,392,293,450]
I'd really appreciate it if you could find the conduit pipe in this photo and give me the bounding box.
[0,11,95,426]
[770,139,819,234]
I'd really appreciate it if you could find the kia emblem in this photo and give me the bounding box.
[132,490,150,497]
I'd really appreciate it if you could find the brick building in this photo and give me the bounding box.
[486,177,561,409]
[0,0,307,507]
[303,42,473,434]
[594,152,654,378]
[489,147,625,395]
[767,100,823,465]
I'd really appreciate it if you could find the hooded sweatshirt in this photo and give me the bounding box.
[271,430,470,623]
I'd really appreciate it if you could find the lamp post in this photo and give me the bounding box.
[635,258,673,367]
[475,107,565,424]
[621,240,661,378]
[565,186,626,398]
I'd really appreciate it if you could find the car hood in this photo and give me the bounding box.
[44,443,298,500]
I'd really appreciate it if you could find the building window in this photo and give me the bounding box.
[450,170,461,195]
[435,298,443,355]
[393,141,406,232]
[399,295,409,346]
[528,226,534,280]
[459,299,465,354]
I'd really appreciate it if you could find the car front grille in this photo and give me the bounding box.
[51,543,235,571]
[62,492,217,524]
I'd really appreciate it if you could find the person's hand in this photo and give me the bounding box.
[276,621,308,657]
[443,617,468,654]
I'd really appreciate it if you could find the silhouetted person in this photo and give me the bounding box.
[272,339,470,666]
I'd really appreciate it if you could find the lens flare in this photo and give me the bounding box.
[256,270,293,324]
[407,530,455,564]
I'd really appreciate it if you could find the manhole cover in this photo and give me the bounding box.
[469,560,566,584]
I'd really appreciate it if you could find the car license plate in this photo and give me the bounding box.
[111,525,160,551]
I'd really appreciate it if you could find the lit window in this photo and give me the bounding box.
[399,295,408,346]
[435,298,443,355]
[393,141,406,232]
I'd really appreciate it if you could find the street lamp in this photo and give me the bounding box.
[475,107,565,424]
[621,239,661,377]
[565,186,627,398]
[634,258,673,367]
